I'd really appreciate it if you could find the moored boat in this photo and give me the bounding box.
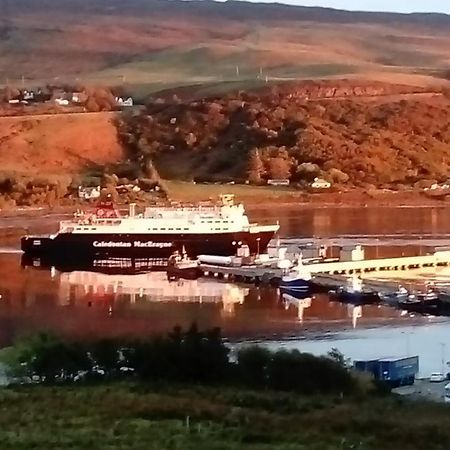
[437,289,450,306]
[279,259,312,292]
[167,248,201,281]
[378,286,410,305]
[21,194,279,262]
[329,276,379,305]
[398,289,440,313]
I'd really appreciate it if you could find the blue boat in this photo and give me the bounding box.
[280,287,311,300]
[279,261,311,292]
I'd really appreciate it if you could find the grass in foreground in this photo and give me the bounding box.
[0,383,449,450]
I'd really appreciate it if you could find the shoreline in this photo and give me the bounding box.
[0,190,448,219]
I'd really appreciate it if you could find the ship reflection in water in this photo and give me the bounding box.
[0,254,425,344]
[59,270,249,318]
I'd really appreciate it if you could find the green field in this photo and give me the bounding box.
[164,180,304,204]
[0,383,449,450]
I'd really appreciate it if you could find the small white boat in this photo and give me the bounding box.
[167,247,201,280]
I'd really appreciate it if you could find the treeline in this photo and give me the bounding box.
[117,84,450,188]
[2,326,365,396]
[0,170,166,208]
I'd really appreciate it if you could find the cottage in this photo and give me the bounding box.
[78,186,101,200]
[54,98,69,106]
[311,178,331,189]
[71,92,84,103]
[267,179,290,186]
[116,97,134,107]
[22,90,35,101]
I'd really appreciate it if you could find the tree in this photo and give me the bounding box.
[247,149,264,184]
[142,158,158,181]
[268,156,291,179]
[85,97,100,112]
[237,346,271,387]
[327,348,347,367]
[296,162,320,182]
[327,168,349,184]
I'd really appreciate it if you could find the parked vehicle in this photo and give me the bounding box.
[354,356,419,387]
[429,372,446,383]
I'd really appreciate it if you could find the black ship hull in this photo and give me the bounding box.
[21,230,275,261]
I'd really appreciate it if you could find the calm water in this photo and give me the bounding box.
[1,205,450,375]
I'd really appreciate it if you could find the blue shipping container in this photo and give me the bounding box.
[354,356,419,387]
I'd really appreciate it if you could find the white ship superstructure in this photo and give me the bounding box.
[22,195,279,260]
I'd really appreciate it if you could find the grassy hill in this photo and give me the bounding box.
[0,112,123,177]
[1,0,450,98]
[0,383,450,450]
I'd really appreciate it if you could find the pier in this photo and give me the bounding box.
[199,250,450,284]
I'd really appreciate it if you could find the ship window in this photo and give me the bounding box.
[207,221,213,223]
[176,228,181,231]
[184,228,189,231]
[168,228,174,231]
[160,228,166,231]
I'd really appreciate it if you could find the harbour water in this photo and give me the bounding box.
[1,205,450,377]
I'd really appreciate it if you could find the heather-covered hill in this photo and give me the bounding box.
[118,80,450,188]
[1,0,450,90]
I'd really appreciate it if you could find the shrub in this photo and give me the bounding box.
[4,327,359,396]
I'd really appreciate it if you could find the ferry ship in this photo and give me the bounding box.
[21,194,279,260]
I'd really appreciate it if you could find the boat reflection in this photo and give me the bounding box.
[21,254,166,274]
[0,253,420,344]
[281,291,312,323]
[59,270,249,317]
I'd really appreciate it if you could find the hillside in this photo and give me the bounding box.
[1,0,450,96]
[0,112,123,177]
[0,78,449,202]
[118,79,450,189]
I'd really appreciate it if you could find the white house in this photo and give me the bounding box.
[55,98,69,106]
[311,178,331,189]
[116,97,134,107]
[78,186,101,200]
[22,90,35,101]
[267,179,290,186]
[72,92,83,103]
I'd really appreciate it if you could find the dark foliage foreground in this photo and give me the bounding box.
[0,382,450,450]
[3,325,356,395]
[1,326,450,449]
